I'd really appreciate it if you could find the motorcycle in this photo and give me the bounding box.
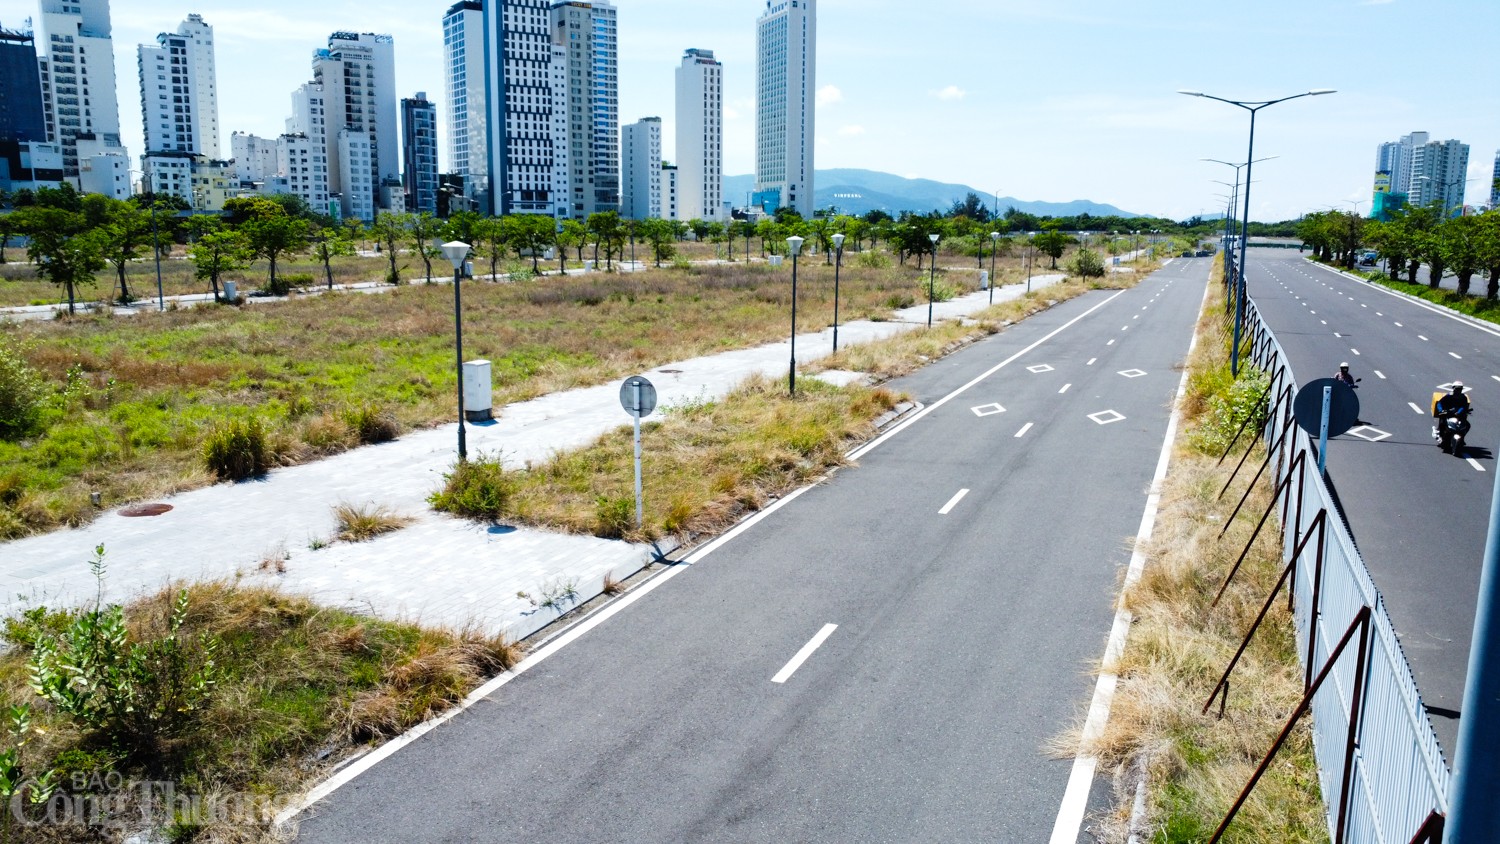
[1435,413,1471,456]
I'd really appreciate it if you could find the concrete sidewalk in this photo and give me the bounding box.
[2,275,1063,640]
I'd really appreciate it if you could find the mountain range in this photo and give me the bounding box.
[721,169,1143,219]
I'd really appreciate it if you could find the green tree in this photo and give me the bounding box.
[13,206,104,313]
[508,214,556,273]
[85,196,152,304]
[443,210,483,245]
[409,211,445,282]
[1032,226,1071,269]
[586,211,624,270]
[0,211,16,265]
[472,216,508,280]
[947,191,992,222]
[1438,214,1486,296]
[638,218,676,266]
[225,197,310,294]
[369,211,411,285]
[188,226,252,301]
[1476,212,1500,300]
[310,220,356,290]
[1068,248,1106,278]
[559,218,589,264]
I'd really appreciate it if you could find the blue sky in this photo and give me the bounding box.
[3,0,1496,221]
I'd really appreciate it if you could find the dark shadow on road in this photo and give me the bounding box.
[1424,704,1461,722]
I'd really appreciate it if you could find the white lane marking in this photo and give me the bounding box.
[1107,339,1116,346]
[971,403,1006,417]
[1121,326,1130,331]
[1028,364,1056,373]
[1362,304,1368,308]
[1050,286,1200,844]
[1377,312,1383,317]
[1089,409,1126,425]
[1334,332,1341,337]
[1059,384,1072,394]
[772,624,839,684]
[1492,375,1500,384]
[1468,458,1485,472]
[938,488,971,515]
[1087,358,1097,365]
[1351,349,1361,355]
[1310,310,1317,315]
[1132,314,1140,320]
[1409,402,1424,414]
[1321,321,1327,326]
[1015,422,1034,438]
[1420,335,1429,341]
[847,291,1131,462]
[1450,352,1462,359]
[1395,322,1403,327]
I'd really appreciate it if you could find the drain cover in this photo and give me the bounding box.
[120,503,173,517]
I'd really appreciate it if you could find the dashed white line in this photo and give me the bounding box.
[1419,335,1429,342]
[1375,370,1386,379]
[1395,322,1403,327]
[1450,352,1463,359]
[1059,384,1072,394]
[1087,358,1097,365]
[938,488,970,515]
[1107,339,1116,346]
[1468,458,1486,473]
[771,624,839,684]
[1351,349,1361,356]
[1015,422,1034,438]
[1408,402,1424,414]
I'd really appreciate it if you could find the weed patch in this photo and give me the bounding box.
[332,502,414,542]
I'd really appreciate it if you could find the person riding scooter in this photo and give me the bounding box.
[1434,381,1473,454]
[1334,362,1359,388]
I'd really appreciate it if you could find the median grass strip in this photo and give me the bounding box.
[433,374,902,542]
[0,554,520,842]
[1071,266,1327,842]
[0,257,1023,538]
[1334,261,1500,325]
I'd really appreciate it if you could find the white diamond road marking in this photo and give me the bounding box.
[1117,369,1147,379]
[971,403,1007,417]
[1027,364,1055,374]
[1347,426,1391,443]
[1088,409,1126,425]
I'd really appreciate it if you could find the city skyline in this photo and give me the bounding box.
[0,0,1495,221]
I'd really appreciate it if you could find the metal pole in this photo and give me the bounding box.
[927,248,936,328]
[633,381,644,530]
[789,252,798,397]
[833,244,842,352]
[1449,440,1500,841]
[1233,108,1259,378]
[454,265,467,461]
[988,236,996,305]
[153,204,164,311]
[1317,385,1331,478]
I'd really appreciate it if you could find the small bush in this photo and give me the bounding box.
[0,340,45,440]
[202,416,271,480]
[1068,248,1106,279]
[857,250,890,269]
[343,402,400,444]
[333,502,413,542]
[593,495,634,538]
[429,457,516,520]
[1188,367,1270,455]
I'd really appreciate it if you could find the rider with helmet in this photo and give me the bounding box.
[1434,381,1473,453]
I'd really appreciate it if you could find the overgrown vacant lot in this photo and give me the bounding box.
[0,256,1025,537]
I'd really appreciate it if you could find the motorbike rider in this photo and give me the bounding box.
[1434,381,1473,452]
[1334,362,1357,387]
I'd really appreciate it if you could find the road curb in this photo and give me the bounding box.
[1307,257,1500,338]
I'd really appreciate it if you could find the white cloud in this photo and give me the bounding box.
[838,125,865,136]
[933,85,967,101]
[817,85,844,107]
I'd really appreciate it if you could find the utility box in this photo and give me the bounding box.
[222,280,237,301]
[979,270,989,290]
[769,255,784,267]
[463,360,493,422]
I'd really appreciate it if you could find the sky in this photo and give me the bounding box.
[2,0,1496,222]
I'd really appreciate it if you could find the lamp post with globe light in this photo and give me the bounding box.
[786,235,804,396]
[831,232,845,352]
[441,240,472,460]
[989,231,1000,304]
[927,233,940,327]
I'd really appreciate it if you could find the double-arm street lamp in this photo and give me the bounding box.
[441,240,472,460]
[786,235,804,396]
[1180,88,1335,376]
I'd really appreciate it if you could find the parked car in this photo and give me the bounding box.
[1180,251,1194,258]
[1357,252,1377,267]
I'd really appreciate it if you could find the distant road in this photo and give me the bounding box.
[292,260,1209,843]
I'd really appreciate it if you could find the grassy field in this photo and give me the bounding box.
[1073,263,1327,842]
[0,250,1113,538]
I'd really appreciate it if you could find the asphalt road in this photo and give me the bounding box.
[292,259,1208,843]
[1244,248,1500,756]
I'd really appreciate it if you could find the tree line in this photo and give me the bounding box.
[1298,204,1500,297]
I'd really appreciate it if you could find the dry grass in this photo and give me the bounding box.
[601,570,624,595]
[332,502,415,543]
[0,579,521,842]
[1066,263,1327,843]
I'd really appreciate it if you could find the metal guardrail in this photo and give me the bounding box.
[1240,296,1452,842]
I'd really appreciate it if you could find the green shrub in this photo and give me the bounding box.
[202,416,270,480]
[593,495,633,538]
[1068,248,1106,279]
[343,402,400,444]
[0,341,45,440]
[1189,368,1271,455]
[429,457,515,520]
[857,250,890,269]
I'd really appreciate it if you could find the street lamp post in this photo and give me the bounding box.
[1203,157,1275,285]
[150,200,164,311]
[786,235,804,396]
[989,231,1000,304]
[1180,87,1335,376]
[441,240,472,460]
[1026,232,1035,293]
[927,233,940,328]
[831,232,845,352]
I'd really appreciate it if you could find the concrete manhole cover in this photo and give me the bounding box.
[120,503,173,517]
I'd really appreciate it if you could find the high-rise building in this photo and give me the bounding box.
[74,132,129,199]
[230,131,277,183]
[676,48,723,221]
[442,1,486,206]
[337,128,375,222]
[37,0,125,184]
[401,92,438,214]
[482,0,568,217]
[621,117,661,220]
[283,82,330,211]
[552,0,619,217]
[663,162,678,221]
[314,32,398,212]
[1408,138,1469,216]
[0,24,60,193]
[754,0,815,217]
[138,14,218,157]
[1491,150,1499,209]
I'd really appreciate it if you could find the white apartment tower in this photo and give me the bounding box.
[552,0,619,217]
[36,0,124,182]
[442,1,486,203]
[754,0,815,217]
[676,48,723,221]
[281,82,330,210]
[231,131,276,182]
[313,32,398,211]
[621,117,661,220]
[482,0,568,217]
[138,14,218,157]
[1408,138,1470,216]
[1491,150,1499,209]
[401,92,439,214]
[337,128,375,222]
